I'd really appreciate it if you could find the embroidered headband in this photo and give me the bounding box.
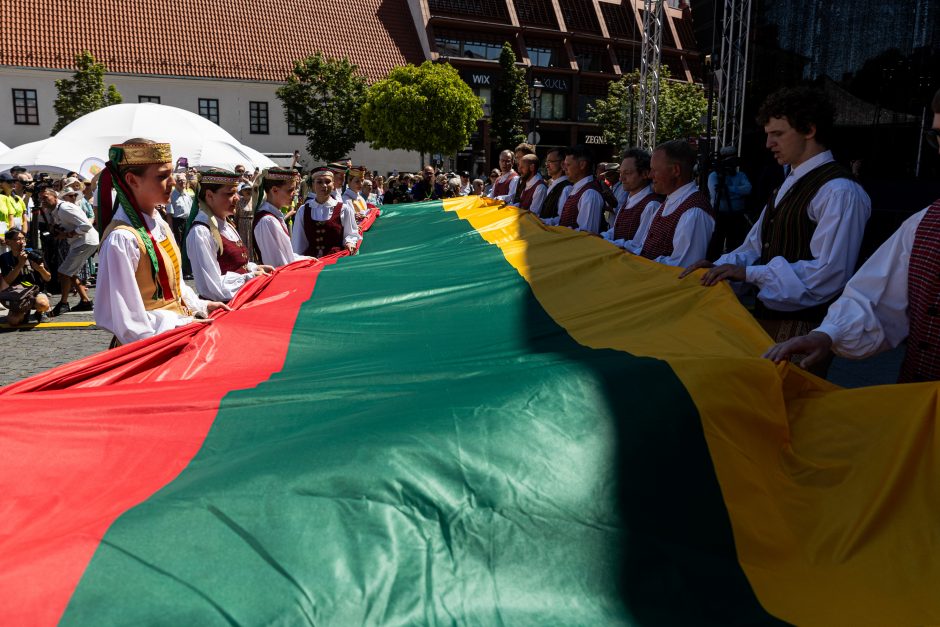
[108,142,172,166]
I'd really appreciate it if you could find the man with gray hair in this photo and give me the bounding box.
[620,140,714,267]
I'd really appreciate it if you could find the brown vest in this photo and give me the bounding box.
[302,202,345,257]
[759,161,852,265]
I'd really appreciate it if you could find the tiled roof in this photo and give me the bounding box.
[0,0,425,83]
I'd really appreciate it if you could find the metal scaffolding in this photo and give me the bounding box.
[637,0,664,150]
[715,0,752,155]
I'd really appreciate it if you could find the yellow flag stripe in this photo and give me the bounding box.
[444,196,940,627]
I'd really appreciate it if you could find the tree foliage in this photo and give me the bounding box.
[588,67,709,148]
[52,51,123,135]
[490,43,529,149]
[361,61,483,157]
[277,54,368,162]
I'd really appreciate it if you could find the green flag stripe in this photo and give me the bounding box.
[62,201,777,625]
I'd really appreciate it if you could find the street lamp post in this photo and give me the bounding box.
[528,78,544,145]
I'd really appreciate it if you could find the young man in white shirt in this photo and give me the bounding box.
[555,145,605,234]
[764,87,940,382]
[681,87,871,357]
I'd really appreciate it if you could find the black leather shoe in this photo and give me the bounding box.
[73,300,94,312]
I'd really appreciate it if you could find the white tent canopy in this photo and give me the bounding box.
[0,103,276,173]
[0,140,9,153]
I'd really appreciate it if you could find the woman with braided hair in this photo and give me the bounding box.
[94,138,229,346]
[185,169,273,303]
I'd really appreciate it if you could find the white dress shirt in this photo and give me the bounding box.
[552,175,605,233]
[186,212,260,302]
[815,208,925,359]
[714,150,871,312]
[55,201,99,248]
[488,171,520,203]
[623,181,714,267]
[541,175,572,223]
[95,206,209,345]
[254,201,308,267]
[521,174,548,214]
[291,196,361,255]
[601,184,660,244]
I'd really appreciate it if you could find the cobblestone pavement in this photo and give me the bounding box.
[0,278,906,389]
[0,285,111,387]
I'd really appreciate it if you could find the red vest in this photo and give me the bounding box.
[518,178,547,211]
[192,222,249,275]
[252,208,290,264]
[899,200,940,383]
[558,180,601,229]
[613,191,662,241]
[492,171,518,197]
[639,189,713,260]
[302,201,344,257]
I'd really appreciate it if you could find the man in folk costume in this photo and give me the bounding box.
[292,167,360,258]
[621,140,715,267]
[515,154,548,213]
[552,145,605,234]
[186,169,273,303]
[539,148,572,223]
[488,150,520,203]
[681,87,871,367]
[253,167,312,267]
[95,139,228,346]
[764,88,940,381]
[601,148,663,247]
[342,165,372,221]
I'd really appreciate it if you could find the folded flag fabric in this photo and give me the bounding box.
[0,198,937,626]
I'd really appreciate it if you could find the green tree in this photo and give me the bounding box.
[51,51,122,134]
[588,67,709,148]
[490,43,529,150]
[276,54,368,162]
[361,61,483,164]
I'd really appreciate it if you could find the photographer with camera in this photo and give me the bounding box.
[43,187,97,316]
[0,227,52,325]
[706,146,752,258]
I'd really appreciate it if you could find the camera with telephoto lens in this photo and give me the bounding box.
[20,172,49,194]
[24,248,44,264]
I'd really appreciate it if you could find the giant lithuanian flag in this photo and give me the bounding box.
[1,198,938,626]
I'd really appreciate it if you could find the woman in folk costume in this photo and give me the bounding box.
[292,166,360,258]
[95,139,229,346]
[252,167,312,267]
[186,169,273,303]
[342,166,372,222]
